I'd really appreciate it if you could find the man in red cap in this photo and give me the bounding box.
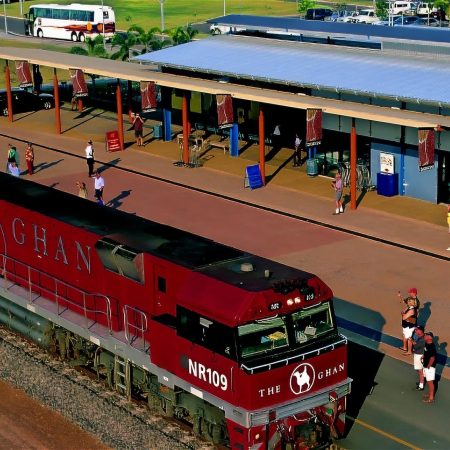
[398,288,420,354]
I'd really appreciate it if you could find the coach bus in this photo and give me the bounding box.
[25,3,115,42]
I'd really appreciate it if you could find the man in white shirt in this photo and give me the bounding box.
[85,139,94,176]
[92,171,105,205]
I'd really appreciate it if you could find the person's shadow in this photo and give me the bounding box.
[33,159,64,173]
[433,337,447,398]
[418,301,431,328]
[106,190,131,209]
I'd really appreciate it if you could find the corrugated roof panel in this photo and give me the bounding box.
[135,36,450,105]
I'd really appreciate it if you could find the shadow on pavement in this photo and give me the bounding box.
[34,159,64,173]
[106,189,132,209]
[345,341,384,435]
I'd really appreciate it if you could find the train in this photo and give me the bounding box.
[0,173,351,449]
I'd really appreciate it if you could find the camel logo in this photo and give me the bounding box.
[289,363,315,395]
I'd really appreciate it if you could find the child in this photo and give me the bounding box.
[76,181,88,199]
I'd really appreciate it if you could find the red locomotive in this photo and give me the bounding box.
[0,174,351,449]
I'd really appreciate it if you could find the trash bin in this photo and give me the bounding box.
[306,158,319,177]
[153,124,163,139]
[376,172,399,197]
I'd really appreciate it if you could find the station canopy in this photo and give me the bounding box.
[135,33,450,106]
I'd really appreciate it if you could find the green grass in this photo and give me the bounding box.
[3,0,301,31]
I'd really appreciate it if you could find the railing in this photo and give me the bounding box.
[0,253,112,333]
[123,305,149,352]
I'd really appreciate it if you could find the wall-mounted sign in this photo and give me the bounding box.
[380,152,394,174]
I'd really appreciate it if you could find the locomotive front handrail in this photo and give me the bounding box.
[240,336,347,374]
[0,253,112,333]
[123,305,149,352]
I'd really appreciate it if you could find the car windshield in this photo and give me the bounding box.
[359,10,371,15]
[237,302,335,359]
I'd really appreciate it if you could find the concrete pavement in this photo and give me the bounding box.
[0,107,449,379]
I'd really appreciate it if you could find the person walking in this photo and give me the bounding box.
[6,144,17,171]
[331,172,344,214]
[92,171,105,205]
[411,326,425,391]
[398,288,419,355]
[76,181,88,199]
[25,142,34,175]
[422,332,437,403]
[132,113,144,147]
[85,140,95,177]
[293,134,301,167]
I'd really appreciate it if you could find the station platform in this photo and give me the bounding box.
[0,106,449,378]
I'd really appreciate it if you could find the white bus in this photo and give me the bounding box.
[25,3,115,42]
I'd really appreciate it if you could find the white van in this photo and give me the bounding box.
[388,1,417,15]
[416,2,437,15]
[350,9,379,24]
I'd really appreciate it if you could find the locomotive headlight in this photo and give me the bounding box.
[287,299,294,306]
[294,296,301,304]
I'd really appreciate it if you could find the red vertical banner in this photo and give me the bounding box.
[14,61,33,88]
[306,108,323,147]
[69,69,88,98]
[418,129,435,171]
[140,81,157,112]
[216,94,233,128]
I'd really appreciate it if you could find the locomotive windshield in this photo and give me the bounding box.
[238,316,289,358]
[237,303,335,359]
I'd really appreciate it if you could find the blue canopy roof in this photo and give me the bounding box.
[135,35,450,105]
[207,14,450,44]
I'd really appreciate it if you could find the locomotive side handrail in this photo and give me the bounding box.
[123,305,149,352]
[0,253,112,333]
[240,336,348,374]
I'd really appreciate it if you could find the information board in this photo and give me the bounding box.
[106,130,121,152]
[245,164,264,190]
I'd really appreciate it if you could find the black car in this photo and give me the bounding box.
[305,8,333,20]
[0,88,55,116]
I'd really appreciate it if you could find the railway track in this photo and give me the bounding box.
[0,325,214,450]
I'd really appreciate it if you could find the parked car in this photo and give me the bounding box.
[393,15,420,25]
[349,9,379,24]
[210,23,246,34]
[406,17,441,26]
[0,88,54,116]
[305,8,333,20]
[388,1,418,16]
[416,2,438,16]
[326,10,358,22]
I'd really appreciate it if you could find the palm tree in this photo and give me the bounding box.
[69,35,107,57]
[110,31,140,61]
[169,25,198,45]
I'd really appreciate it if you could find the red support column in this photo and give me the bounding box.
[5,64,13,122]
[182,92,189,165]
[127,80,133,122]
[350,119,357,210]
[258,104,266,184]
[116,82,124,150]
[53,69,61,134]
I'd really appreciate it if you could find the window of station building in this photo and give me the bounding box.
[95,238,144,283]
[176,306,236,359]
[238,316,289,359]
[292,303,334,345]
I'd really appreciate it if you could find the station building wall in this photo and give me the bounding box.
[370,142,438,203]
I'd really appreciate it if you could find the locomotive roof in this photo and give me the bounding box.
[0,175,314,291]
